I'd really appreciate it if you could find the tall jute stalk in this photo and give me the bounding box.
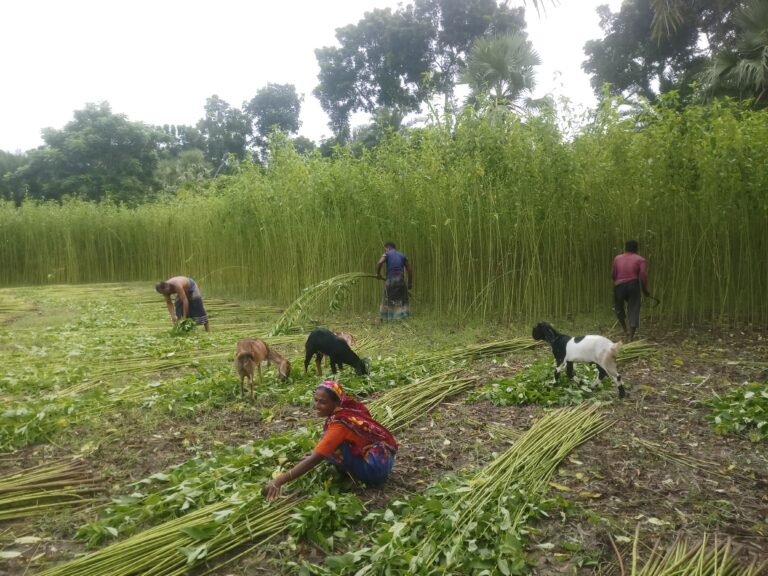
[1,101,765,325]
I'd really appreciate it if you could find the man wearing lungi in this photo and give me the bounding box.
[155,276,210,332]
[376,242,413,321]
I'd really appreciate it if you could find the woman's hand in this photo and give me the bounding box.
[263,452,324,501]
[264,479,283,500]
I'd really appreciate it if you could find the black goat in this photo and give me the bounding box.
[304,328,368,376]
[532,321,626,398]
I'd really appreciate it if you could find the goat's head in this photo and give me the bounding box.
[355,358,370,376]
[277,359,291,381]
[532,322,558,344]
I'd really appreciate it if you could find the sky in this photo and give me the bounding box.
[0,0,624,153]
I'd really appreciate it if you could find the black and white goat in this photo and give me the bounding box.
[532,321,626,398]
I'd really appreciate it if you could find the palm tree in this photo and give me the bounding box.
[650,0,687,40]
[461,33,542,112]
[703,0,768,106]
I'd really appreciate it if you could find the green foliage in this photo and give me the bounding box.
[246,83,303,157]
[288,490,366,551]
[76,429,320,546]
[702,0,768,108]
[322,475,541,575]
[321,406,608,575]
[5,102,161,203]
[170,317,197,335]
[583,0,741,103]
[313,0,527,137]
[155,149,212,192]
[705,380,768,441]
[196,95,252,165]
[1,100,767,325]
[470,359,613,407]
[461,32,541,111]
[0,150,27,203]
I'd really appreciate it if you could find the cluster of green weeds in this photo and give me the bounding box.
[170,317,198,336]
[302,473,555,576]
[469,359,613,407]
[77,428,321,545]
[705,380,768,442]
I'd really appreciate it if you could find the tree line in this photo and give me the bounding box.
[1,0,765,205]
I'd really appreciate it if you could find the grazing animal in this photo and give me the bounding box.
[304,328,367,376]
[234,338,291,401]
[318,331,356,368]
[532,321,626,398]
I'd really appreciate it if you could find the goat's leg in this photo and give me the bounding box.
[304,350,313,376]
[600,356,626,398]
[253,363,262,402]
[314,353,323,376]
[554,359,568,383]
[240,376,246,399]
[589,363,607,387]
[330,360,338,374]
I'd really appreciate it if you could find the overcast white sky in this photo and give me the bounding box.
[0,0,623,153]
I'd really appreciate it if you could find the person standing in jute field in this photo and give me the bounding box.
[612,240,651,341]
[376,241,413,321]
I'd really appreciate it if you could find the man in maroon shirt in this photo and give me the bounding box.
[612,240,650,341]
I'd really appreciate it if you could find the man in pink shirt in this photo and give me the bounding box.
[612,240,650,341]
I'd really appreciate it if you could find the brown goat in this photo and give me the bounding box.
[233,338,291,401]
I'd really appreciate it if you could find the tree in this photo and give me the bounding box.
[349,107,406,154]
[290,136,316,155]
[313,0,528,138]
[314,6,433,139]
[158,124,206,157]
[583,0,741,103]
[196,95,251,166]
[6,102,161,203]
[0,150,27,202]
[245,83,303,156]
[156,149,212,192]
[461,33,541,111]
[703,0,768,107]
[414,0,525,97]
[647,0,737,42]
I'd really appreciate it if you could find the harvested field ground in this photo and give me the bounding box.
[0,284,766,575]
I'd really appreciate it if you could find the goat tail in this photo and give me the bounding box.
[237,352,255,362]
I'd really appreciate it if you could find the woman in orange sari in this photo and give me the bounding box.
[265,381,398,499]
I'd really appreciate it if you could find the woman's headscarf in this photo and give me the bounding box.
[316,380,345,403]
